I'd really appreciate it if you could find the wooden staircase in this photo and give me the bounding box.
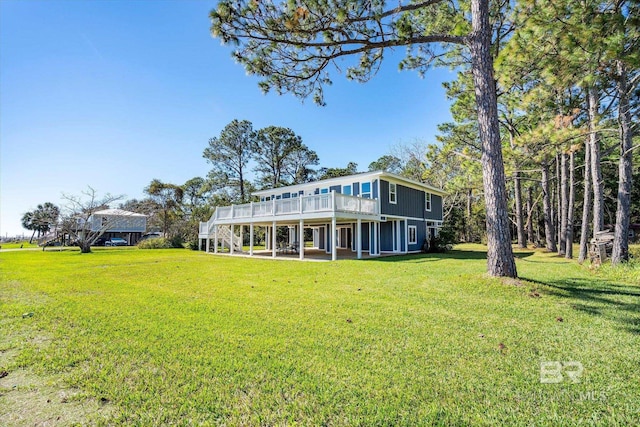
[214,225,244,253]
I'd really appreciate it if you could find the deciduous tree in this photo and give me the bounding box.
[61,187,123,253]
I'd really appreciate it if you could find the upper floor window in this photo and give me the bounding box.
[342,185,352,196]
[425,192,432,211]
[320,188,329,194]
[389,182,397,204]
[361,182,371,199]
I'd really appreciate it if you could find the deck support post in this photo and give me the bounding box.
[265,227,270,250]
[357,219,362,259]
[372,222,378,256]
[404,220,409,253]
[205,237,209,253]
[272,221,277,258]
[214,225,218,254]
[249,223,254,256]
[331,217,337,261]
[299,219,304,260]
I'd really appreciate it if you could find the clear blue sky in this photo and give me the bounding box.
[0,0,454,237]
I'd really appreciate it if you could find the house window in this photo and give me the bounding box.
[320,188,329,194]
[342,185,352,196]
[389,183,397,204]
[291,192,298,198]
[425,192,432,211]
[361,182,371,198]
[408,226,417,245]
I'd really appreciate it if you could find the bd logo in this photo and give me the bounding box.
[540,361,584,384]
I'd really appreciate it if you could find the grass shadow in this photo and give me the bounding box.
[364,249,535,263]
[521,276,640,335]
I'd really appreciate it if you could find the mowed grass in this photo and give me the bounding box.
[1,245,639,426]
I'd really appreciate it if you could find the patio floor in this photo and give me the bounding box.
[206,248,399,262]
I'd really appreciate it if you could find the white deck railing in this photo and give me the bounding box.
[199,192,378,235]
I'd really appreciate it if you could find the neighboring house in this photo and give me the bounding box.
[89,209,147,245]
[198,171,445,260]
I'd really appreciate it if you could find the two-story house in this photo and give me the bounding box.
[198,171,444,260]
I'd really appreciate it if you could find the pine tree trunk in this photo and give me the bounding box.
[239,164,246,203]
[514,171,526,248]
[559,153,568,255]
[466,188,473,242]
[611,61,633,264]
[535,203,542,246]
[565,151,575,258]
[526,185,535,245]
[556,154,563,254]
[541,160,557,252]
[469,0,517,278]
[578,141,592,264]
[588,87,604,235]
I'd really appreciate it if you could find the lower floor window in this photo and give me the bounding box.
[408,225,417,245]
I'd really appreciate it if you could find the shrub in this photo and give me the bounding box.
[168,235,185,248]
[138,237,171,249]
[424,228,456,253]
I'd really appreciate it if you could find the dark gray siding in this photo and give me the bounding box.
[380,221,394,252]
[353,182,360,196]
[378,179,444,221]
[318,227,325,250]
[325,224,332,252]
[361,222,370,251]
[380,179,425,218]
[330,185,341,193]
[425,194,443,220]
[408,219,426,251]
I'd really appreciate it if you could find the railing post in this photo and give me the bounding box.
[273,198,276,216]
[230,205,234,219]
[331,190,336,212]
[250,201,254,218]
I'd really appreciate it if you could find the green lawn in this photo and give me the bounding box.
[0,240,39,249]
[1,245,639,425]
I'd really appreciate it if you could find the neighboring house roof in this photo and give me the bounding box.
[93,209,147,217]
[252,170,446,197]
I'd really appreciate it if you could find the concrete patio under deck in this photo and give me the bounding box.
[205,248,399,262]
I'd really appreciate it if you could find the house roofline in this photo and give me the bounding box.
[252,170,447,197]
[92,209,147,217]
